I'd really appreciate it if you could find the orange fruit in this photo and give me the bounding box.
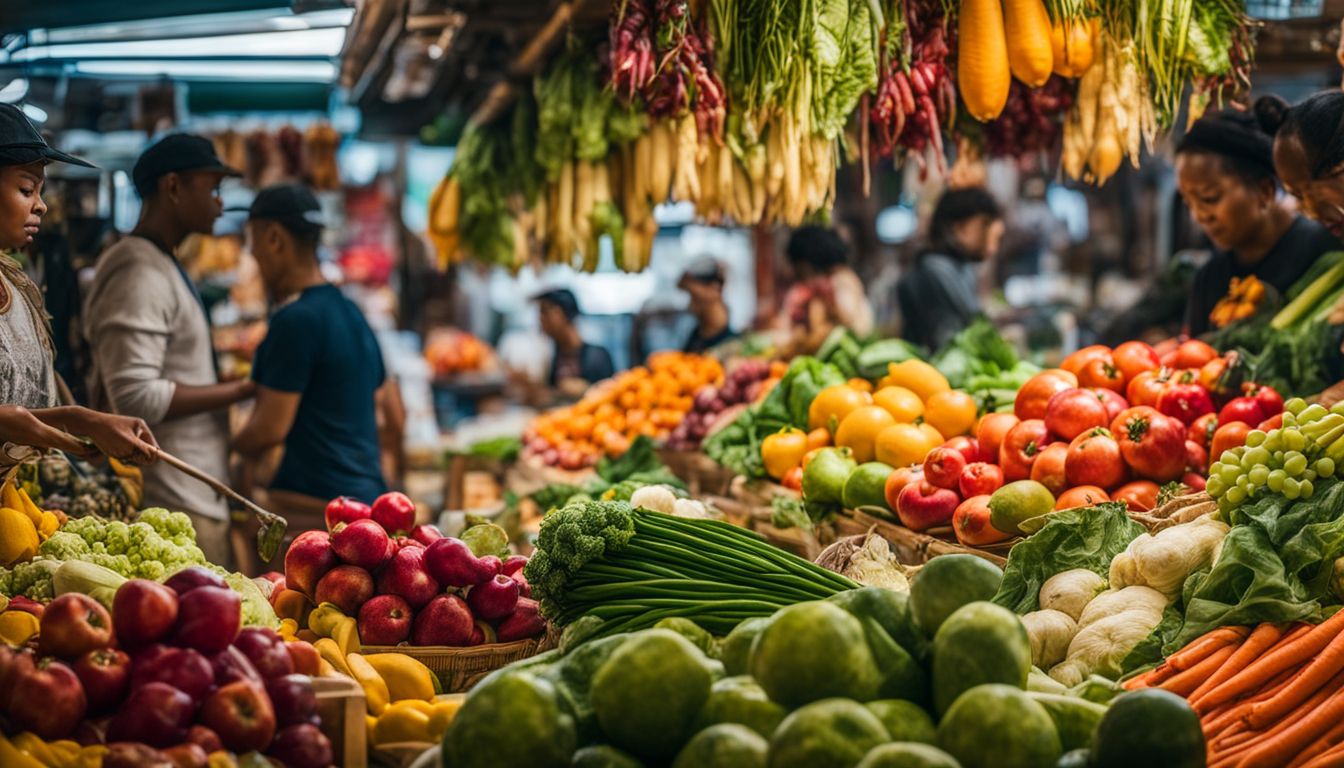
[918,422,945,447]
[835,406,898,464]
[847,378,874,393]
[883,359,951,403]
[873,386,925,423]
[807,385,873,432]
[924,390,978,437]
[875,422,939,468]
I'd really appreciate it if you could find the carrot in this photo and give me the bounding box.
[1169,627,1249,671]
[1235,674,1344,768]
[1304,742,1344,768]
[1202,667,1302,738]
[1123,669,1159,690]
[1290,720,1344,768]
[1162,645,1237,697]
[1191,624,1287,705]
[1209,676,1341,767]
[1247,624,1344,729]
[1196,613,1344,715]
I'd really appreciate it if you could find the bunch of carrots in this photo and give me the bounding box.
[1124,611,1344,767]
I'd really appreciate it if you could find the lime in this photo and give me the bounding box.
[843,462,895,510]
[988,480,1056,536]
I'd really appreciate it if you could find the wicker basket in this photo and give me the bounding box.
[314,674,368,768]
[362,636,552,692]
[839,509,1010,567]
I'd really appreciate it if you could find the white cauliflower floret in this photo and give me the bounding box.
[1021,609,1079,669]
[672,498,713,519]
[1109,517,1229,599]
[1077,586,1169,630]
[1039,568,1107,621]
[630,485,678,515]
[1049,604,1166,684]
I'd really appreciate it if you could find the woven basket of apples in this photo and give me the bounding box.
[277,495,550,693]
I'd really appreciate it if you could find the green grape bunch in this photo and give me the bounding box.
[1207,398,1344,511]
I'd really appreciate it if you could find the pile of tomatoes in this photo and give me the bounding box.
[524,352,724,469]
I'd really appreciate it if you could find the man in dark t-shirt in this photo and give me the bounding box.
[534,288,614,397]
[679,257,737,354]
[232,185,392,504]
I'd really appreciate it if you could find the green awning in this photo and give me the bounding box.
[185,79,331,112]
[0,1,294,34]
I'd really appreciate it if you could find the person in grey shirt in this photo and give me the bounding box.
[898,187,1005,351]
[84,135,254,566]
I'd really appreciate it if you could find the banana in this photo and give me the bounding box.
[346,652,391,715]
[313,638,353,678]
[307,602,347,638]
[0,732,45,768]
[331,616,362,657]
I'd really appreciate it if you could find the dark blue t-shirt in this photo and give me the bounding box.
[251,284,388,503]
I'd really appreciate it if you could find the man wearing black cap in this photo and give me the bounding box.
[534,288,614,398]
[84,133,250,564]
[231,185,396,507]
[678,256,737,354]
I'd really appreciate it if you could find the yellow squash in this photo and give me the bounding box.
[1005,0,1054,87]
[346,652,391,715]
[958,0,1011,121]
[364,653,437,702]
[372,702,433,745]
[0,610,40,646]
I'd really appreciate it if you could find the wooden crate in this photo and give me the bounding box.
[361,636,552,693]
[314,674,367,768]
[658,449,737,497]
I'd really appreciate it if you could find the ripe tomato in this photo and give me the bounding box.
[1188,413,1219,450]
[781,466,804,491]
[925,390,978,438]
[1055,485,1111,510]
[1089,388,1129,422]
[953,495,1012,546]
[1210,421,1252,465]
[1218,396,1266,427]
[1186,440,1208,474]
[1062,345,1112,377]
[1015,370,1079,421]
[975,413,1019,464]
[1258,413,1284,432]
[1127,369,1172,408]
[1000,419,1051,481]
[942,436,981,465]
[959,462,1005,497]
[1066,428,1127,489]
[923,447,969,490]
[1077,357,1126,393]
[1175,339,1218,370]
[1044,388,1110,441]
[1110,406,1186,482]
[1156,374,1216,426]
[1113,480,1161,512]
[808,385,872,432]
[1199,357,1229,393]
[883,465,924,510]
[1246,383,1285,417]
[1030,442,1071,496]
[761,428,809,479]
[1183,472,1207,492]
[1113,341,1160,383]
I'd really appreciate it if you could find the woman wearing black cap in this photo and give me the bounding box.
[0,103,157,463]
[1175,108,1340,337]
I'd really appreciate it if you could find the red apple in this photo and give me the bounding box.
[467,623,486,646]
[232,627,293,680]
[113,579,178,649]
[496,597,547,642]
[895,480,960,532]
[958,462,1004,498]
[331,518,392,570]
[108,681,193,747]
[942,436,981,465]
[412,594,474,646]
[163,566,228,596]
[132,647,214,704]
[324,496,372,531]
[199,681,277,753]
[103,742,174,768]
[186,725,223,754]
[283,530,337,598]
[161,743,209,768]
[371,491,416,534]
[313,565,375,616]
[0,645,33,704]
[39,593,112,660]
[394,536,423,551]
[173,586,241,655]
[358,594,413,646]
[284,641,320,677]
[267,723,334,768]
[411,524,444,546]
[883,465,924,512]
[922,446,967,490]
[501,555,528,576]
[377,545,440,609]
[258,571,285,587]
[5,657,87,739]
[210,645,263,687]
[468,574,520,621]
[73,648,130,713]
[265,673,318,727]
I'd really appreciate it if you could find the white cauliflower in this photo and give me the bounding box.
[1039,568,1107,621]
[671,498,714,519]
[1109,516,1229,599]
[630,485,678,515]
[1021,609,1079,669]
[1049,602,1166,686]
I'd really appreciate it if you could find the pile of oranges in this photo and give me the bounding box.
[424,328,494,378]
[525,352,724,470]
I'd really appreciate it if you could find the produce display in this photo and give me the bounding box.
[277,493,546,649]
[16,453,142,521]
[524,351,723,469]
[666,358,784,452]
[424,328,496,378]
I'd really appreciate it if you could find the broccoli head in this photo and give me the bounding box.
[525,501,635,612]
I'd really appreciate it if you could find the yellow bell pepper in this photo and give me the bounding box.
[372,704,433,745]
[307,602,348,637]
[345,652,390,715]
[0,733,45,768]
[427,697,464,738]
[277,618,299,642]
[0,610,40,646]
[313,638,353,678]
[364,653,436,702]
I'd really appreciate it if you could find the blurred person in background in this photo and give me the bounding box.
[535,288,615,401]
[679,256,737,354]
[780,225,874,353]
[83,134,250,566]
[231,186,398,519]
[897,187,1004,351]
[1175,107,1337,337]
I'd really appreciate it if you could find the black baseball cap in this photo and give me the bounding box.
[228,184,327,233]
[0,103,95,169]
[532,288,580,320]
[132,133,240,198]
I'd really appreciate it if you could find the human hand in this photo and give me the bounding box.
[80,412,159,465]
